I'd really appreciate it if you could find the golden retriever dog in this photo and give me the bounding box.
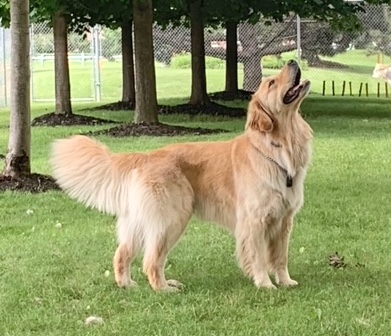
[50,60,312,292]
[372,63,391,85]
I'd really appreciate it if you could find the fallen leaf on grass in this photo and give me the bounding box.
[85,316,104,326]
[328,252,347,269]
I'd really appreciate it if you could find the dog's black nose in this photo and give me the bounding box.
[287,59,296,65]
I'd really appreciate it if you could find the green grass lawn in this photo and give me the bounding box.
[1,96,391,335]
[25,49,391,103]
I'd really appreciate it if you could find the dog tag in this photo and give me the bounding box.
[286,175,293,188]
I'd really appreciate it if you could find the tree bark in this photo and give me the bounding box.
[53,11,72,115]
[121,20,135,105]
[242,56,262,92]
[239,23,262,92]
[188,0,210,105]
[225,20,238,93]
[133,0,158,124]
[4,0,31,177]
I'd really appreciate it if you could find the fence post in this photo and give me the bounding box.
[92,25,102,102]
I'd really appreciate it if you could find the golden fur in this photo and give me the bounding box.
[372,63,391,84]
[50,60,313,291]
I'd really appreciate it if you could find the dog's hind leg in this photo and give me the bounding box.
[113,243,138,288]
[142,220,189,292]
[141,177,193,292]
[113,215,141,288]
[267,212,298,287]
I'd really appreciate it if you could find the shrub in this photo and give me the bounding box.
[170,52,308,70]
[262,54,309,70]
[170,53,225,69]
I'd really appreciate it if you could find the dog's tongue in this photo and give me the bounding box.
[288,84,302,95]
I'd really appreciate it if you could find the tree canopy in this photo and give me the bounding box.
[1,0,391,33]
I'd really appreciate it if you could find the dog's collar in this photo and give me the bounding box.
[254,146,292,188]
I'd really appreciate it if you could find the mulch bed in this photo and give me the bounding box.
[85,93,253,113]
[85,100,136,112]
[85,122,228,137]
[0,173,60,193]
[311,60,350,69]
[31,112,119,127]
[208,90,254,101]
[158,102,246,118]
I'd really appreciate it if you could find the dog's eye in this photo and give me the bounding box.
[268,80,275,88]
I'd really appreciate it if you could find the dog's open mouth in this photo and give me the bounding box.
[283,68,308,104]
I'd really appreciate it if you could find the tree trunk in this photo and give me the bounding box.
[239,22,262,92]
[133,0,158,124]
[242,56,262,92]
[301,49,322,66]
[225,20,238,93]
[3,0,31,177]
[188,0,210,105]
[121,20,135,105]
[53,11,72,115]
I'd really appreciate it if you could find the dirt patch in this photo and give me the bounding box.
[0,173,60,193]
[86,101,136,112]
[158,102,246,118]
[31,112,119,127]
[86,122,228,137]
[208,90,254,101]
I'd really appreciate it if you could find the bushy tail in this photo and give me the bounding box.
[50,135,129,216]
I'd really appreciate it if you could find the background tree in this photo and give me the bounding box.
[133,0,158,123]
[53,9,72,114]
[3,0,31,176]
[355,4,391,56]
[30,1,75,116]
[188,0,209,105]
[121,19,136,108]
[78,0,136,110]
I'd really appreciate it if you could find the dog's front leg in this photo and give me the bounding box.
[235,217,276,290]
[268,212,298,287]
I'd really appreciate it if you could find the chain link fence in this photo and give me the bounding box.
[0,4,390,107]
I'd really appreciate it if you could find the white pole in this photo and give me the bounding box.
[93,26,101,102]
[95,26,101,102]
[1,28,7,107]
[296,14,301,65]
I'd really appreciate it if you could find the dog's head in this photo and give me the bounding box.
[246,60,310,133]
[372,63,390,80]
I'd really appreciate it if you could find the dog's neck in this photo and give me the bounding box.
[248,112,312,179]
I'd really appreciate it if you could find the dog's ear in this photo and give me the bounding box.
[245,100,274,133]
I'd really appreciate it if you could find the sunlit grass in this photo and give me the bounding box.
[1,97,391,335]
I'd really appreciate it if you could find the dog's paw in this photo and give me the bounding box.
[167,279,184,290]
[155,279,184,293]
[116,279,138,289]
[277,278,298,287]
[254,278,277,290]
